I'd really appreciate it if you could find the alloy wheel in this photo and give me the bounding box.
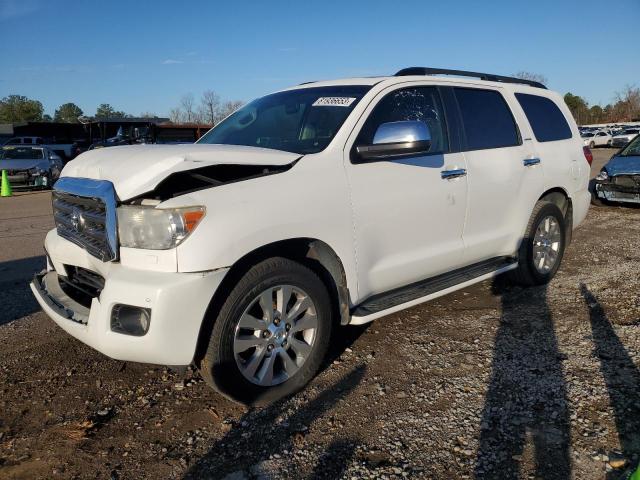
[233,285,318,386]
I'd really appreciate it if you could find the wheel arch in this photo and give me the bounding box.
[192,238,351,366]
[538,187,573,245]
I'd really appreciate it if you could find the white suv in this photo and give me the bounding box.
[31,68,591,404]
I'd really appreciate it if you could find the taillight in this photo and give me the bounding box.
[583,146,593,166]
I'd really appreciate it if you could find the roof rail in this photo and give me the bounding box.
[394,67,547,89]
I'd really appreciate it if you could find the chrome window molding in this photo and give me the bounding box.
[53,177,119,261]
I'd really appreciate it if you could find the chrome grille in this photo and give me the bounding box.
[52,178,119,261]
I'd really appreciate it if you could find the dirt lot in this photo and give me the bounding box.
[1,148,639,480]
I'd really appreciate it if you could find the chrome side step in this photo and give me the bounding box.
[351,256,516,318]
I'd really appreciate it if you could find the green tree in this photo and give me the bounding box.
[589,105,604,124]
[0,95,44,122]
[564,93,589,124]
[53,102,83,123]
[95,103,127,119]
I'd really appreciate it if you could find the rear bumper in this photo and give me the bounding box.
[595,181,640,204]
[572,188,591,227]
[611,139,630,148]
[31,232,229,366]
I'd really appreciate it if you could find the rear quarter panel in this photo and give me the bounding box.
[509,87,590,227]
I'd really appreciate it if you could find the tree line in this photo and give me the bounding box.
[564,86,640,125]
[0,90,244,126]
[168,91,244,125]
[2,81,639,127]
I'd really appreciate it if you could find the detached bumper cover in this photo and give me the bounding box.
[6,171,51,188]
[595,181,640,204]
[31,246,229,366]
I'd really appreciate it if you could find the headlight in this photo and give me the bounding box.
[595,170,609,181]
[117,205,205,249]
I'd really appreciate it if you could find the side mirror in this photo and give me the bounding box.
[356,120,432,161]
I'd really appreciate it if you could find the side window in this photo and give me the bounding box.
[23,138,33,144]
[514,93,572,142]
[357,87,449,154]
[454,88,520,150]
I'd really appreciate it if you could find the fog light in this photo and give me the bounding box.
[110,304,151,336]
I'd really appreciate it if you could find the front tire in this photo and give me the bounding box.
[198,257,333,406]
[509,201,566,286]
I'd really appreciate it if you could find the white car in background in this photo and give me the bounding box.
[611,128,640,148]
[581,130,612,148]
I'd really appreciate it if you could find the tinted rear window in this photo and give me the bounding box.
[515,93,572,142]
[454,88,520,150]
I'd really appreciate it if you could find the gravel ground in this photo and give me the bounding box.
[1,148,639,480]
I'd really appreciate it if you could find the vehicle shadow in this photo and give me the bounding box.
[0,255,45,325]
[475,278,571,479]
[580,283,640,477]
[184,364,367,479]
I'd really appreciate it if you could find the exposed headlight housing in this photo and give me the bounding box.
[595,170,609,181]
[117,205,205,249]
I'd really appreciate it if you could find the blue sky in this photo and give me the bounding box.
[1,0,638,117]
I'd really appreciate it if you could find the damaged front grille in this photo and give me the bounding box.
[59,265,105,309]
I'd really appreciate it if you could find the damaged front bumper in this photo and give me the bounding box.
[5,170,51,189]
[594,177,640,204]
[31,230,230,366]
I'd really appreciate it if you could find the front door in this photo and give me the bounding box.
[344,85,468,301]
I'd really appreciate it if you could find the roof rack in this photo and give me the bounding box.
[394,67,547,89]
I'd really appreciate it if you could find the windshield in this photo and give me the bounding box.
[0,147,44,159]
[619,134,640,156]
[197,86,371,154]
[621,129,640,135]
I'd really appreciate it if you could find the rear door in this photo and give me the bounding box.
[514,91,585,197]
[451,86,544,262]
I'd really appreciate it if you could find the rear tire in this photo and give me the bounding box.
[198,257,333,406]
[508,201,566,286]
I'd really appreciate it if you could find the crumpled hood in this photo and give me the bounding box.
[61,144,300,200]
[0,159,49,171]
[605,155,640,176]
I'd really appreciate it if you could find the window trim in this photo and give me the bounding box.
[514,92,573,143]
[453,87,523,153]
[349,85,452,164]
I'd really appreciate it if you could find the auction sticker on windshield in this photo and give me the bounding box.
[312,97,357,107]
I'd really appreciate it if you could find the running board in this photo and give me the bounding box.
[351,256,515,317]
